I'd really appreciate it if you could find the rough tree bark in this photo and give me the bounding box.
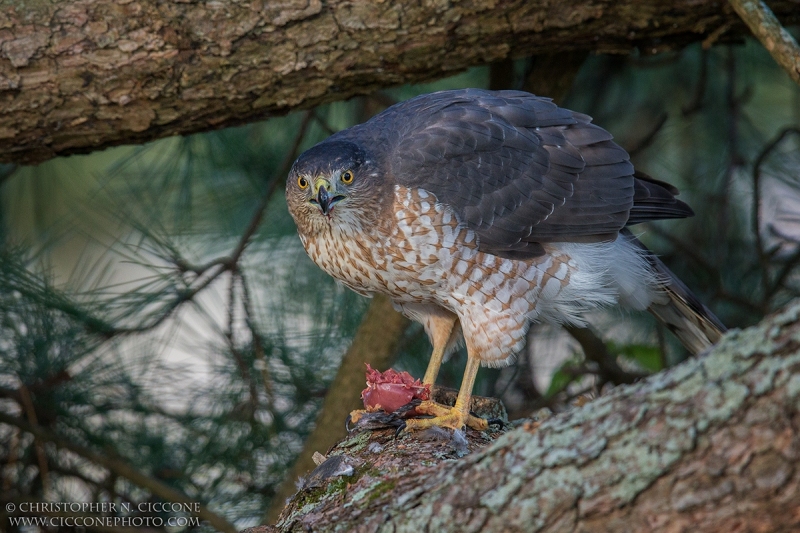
[729,0,800,85]
[254,302,800,533]
[2,0,800,165]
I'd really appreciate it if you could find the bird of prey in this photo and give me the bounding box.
[286,88,725,431]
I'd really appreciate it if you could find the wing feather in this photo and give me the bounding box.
[327,88,691,258]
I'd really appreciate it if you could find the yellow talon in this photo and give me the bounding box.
[403,400,488,431]
[347,409,369,426]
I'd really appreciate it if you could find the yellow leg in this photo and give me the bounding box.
[422,312,458,386]
[405,355,487,431]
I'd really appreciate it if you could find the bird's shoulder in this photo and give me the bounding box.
[351,89,630,258]
[327,89,689,260]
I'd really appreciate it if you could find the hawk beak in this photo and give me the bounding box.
[311,177,345,216]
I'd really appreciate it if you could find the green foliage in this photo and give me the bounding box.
[544,364,579,398]
[613,343,664,374]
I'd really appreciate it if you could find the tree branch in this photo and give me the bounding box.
[54,110,316,340]
[729,0,800,86]
[2,0,800,165]
[17,383,50,498]
[0,412,237,533]
[564,325,647,386]
[261,301,800,532]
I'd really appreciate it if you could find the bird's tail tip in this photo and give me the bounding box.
[622,229,726,356]
[648,282,726,356]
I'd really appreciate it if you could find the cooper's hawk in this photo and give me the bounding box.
[286,89,725,431]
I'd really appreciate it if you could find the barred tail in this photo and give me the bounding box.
[624,230,726,355]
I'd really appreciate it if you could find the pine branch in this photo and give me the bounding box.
[729,0,800,85]
[97,110,316,339]
[17,383,50,498]
[0,412,237,533]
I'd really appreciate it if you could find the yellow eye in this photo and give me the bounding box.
[297,176,309,189]
[341,170,354,184]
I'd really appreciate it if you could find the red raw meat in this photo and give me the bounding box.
[361,364,431,413]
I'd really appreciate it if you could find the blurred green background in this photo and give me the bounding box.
[2,38,800,531]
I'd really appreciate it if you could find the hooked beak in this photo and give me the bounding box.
[310,177,345,216]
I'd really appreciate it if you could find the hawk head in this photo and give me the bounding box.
[286,140,389,235]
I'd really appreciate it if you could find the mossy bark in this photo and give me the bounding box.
[2,0,800,165]
[256,302,800,532]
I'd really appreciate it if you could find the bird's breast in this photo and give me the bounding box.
[298,186,466,302]
[301,223,386,297]
[298,185,583,321]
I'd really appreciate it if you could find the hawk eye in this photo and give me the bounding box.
[340,170,354,184]
[297,176,309,189]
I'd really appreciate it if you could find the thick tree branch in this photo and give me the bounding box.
[260,302,800,532]
[2,0,800,165]
[729,0,800,85]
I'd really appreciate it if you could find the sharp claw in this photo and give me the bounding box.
[394,420,407,438]
[396,398,422,416]
[345,413,353,432]
[487,417,506,429]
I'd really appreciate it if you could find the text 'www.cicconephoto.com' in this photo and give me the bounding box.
[5,501,203,529]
